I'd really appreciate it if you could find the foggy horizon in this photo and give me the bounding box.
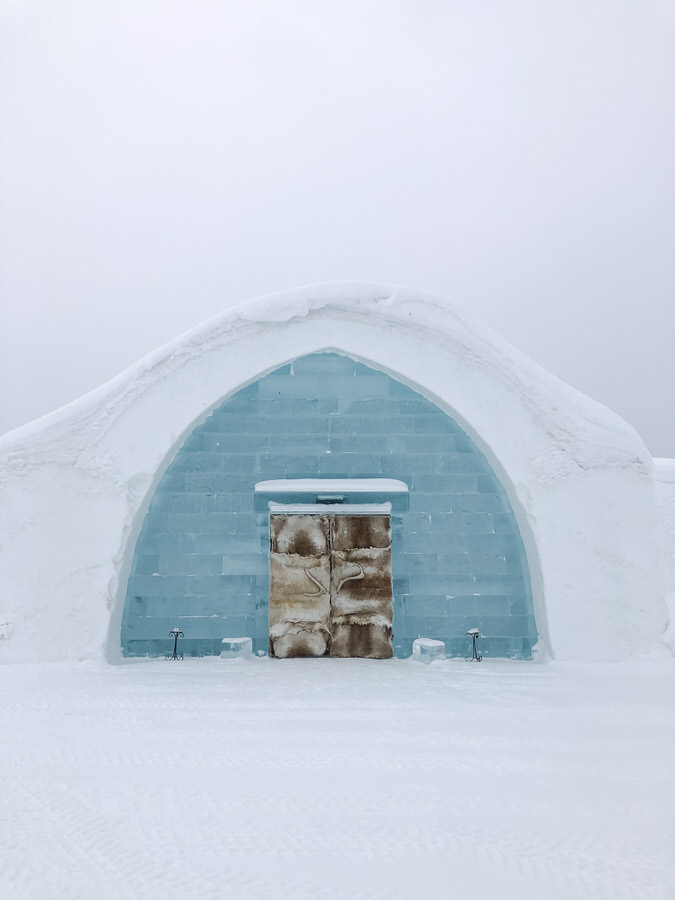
[1,1,674,455]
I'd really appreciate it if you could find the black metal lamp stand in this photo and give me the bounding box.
[465,628,482,661]
[166,627,184,660]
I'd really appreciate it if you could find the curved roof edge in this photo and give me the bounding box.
[0,281,651,467]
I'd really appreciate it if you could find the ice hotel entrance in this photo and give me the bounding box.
[261,479,408,658]
[5,282,664,666]
[120,352,538,660]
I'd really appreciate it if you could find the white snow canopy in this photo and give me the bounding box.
[0,282,668,662]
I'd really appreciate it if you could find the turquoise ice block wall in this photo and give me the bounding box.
[121,353,537,658]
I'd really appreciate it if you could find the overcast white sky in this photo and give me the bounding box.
[1,0,674,455]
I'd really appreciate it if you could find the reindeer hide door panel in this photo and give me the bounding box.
[329,515,393,658]
[269,514,331,658]
[268,512,393,659]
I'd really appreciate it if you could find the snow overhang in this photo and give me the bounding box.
[254,478,409,512]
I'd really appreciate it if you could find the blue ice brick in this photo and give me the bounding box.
[471,578,527,596]
[125,595,149,616]
[123,640,150,657]
[127,575,188,597]
[199,494,243,513]
[403,513,433,534]
[203,434,259,454]
[214,455,257,474]
[292,353,357,375]
[184,473,230,493]
[182,427,211,448]
[218,593,258,615]
[132,555,160,576]
[465,552,507,576]
[444,636,474,658]
[317,455,382,475]
[213,394,259,413]
[220,637,253,658]
[222,553,266,576]
[192,534,225,554]
[412,638,446,663]
[443,513,495,534]
[257,456,310,477]
[219,533,262,554]
[400,533,445,553]
[403,616,444,639]
[453,433,476,452]
[328,436,387,455]
[328,415,402,435]
[270,436,329,456]
[218,615,254,635]
[407,596,451,616]
[183,513,236,533]
[447,493,508,514]
[439,454,490,475]
[250,415,317,434]
[157,471,186,491]
[382,454,441,475]
[479,637,533,659]
[390,434,458,455]
[158,554,197,576]
[393,638,414,658]
[478,616,536,638]
[189,555,224,576]
[407,493,454,513]
[412,415,457,434]
[138,595,186,617]
[200,413,249,433]
[476,474,505,492]
[393,577,410,595]
[147,513,180,533]
[155,534,196,555]
[453,595,513,616]
[509,598,529,615]
[352,360,388,377]
[125,616,185,640]
[174,451,225,472]
[187,574,251,596]
[342,399,401,416]
[233,382,261,398]
[413,574,466,596]
[493,513,518,533]
[256,377,309,398]
[402,553,440,575]
[184,639,226,657]
[153,493,210,514]
[393,615,413,637]
[392,398,435,415]
[466,532,521,555]
[171,618,232,640]
[222,512,257,530]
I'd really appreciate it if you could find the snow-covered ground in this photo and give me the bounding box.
[1,658,673,899]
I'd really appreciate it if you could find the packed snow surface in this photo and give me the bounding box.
[1,658,672,899]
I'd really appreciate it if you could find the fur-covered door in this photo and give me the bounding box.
[268,513,393,658]
[329,515,393,658]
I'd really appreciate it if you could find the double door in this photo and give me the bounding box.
[268,513,393,658]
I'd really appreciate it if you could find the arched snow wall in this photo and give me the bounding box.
[0,283,665,663]
[121,353,536,659]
